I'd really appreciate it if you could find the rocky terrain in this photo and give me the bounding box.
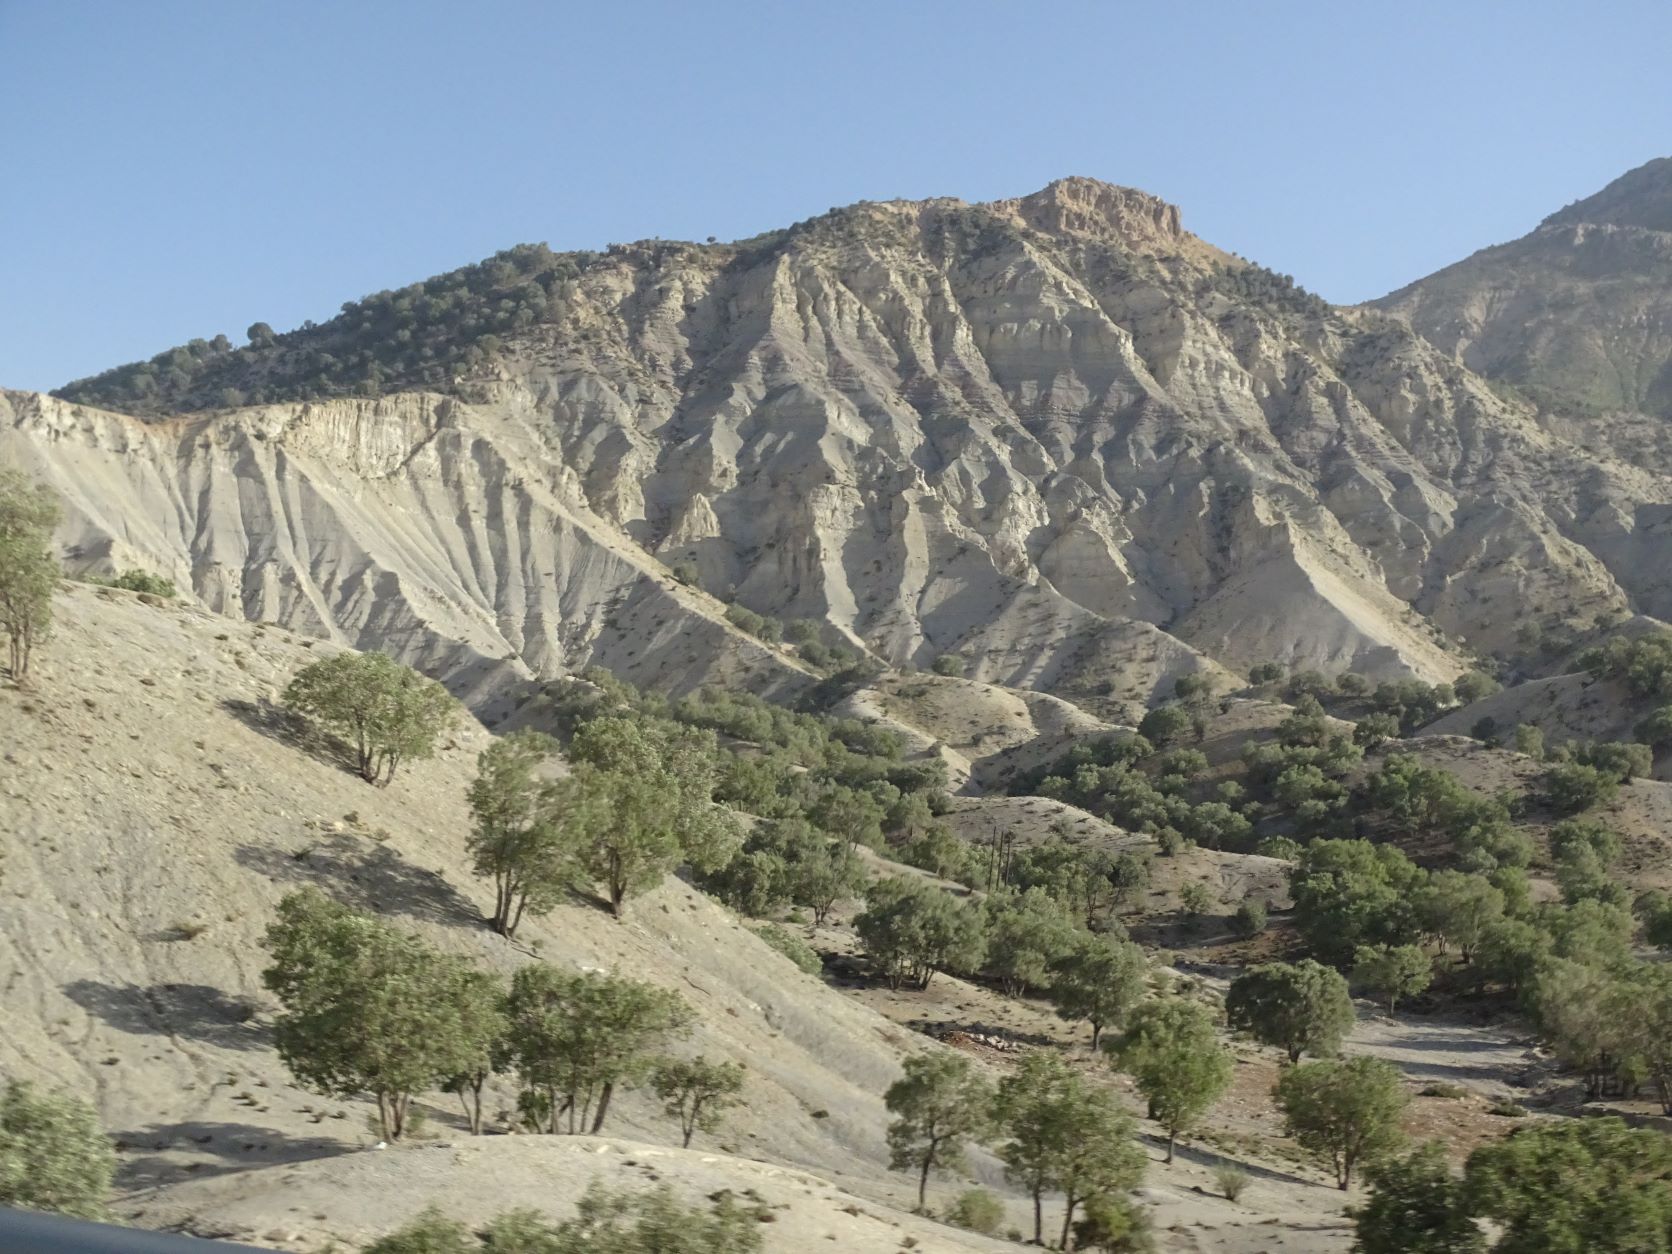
[11,170,1672,720]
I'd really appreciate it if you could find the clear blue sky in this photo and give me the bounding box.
[3,0,1669,393]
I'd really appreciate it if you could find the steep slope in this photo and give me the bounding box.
[0,584,997,1247]
[17,176,1672,701]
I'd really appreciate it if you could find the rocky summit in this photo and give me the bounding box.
[8,171,1672,721]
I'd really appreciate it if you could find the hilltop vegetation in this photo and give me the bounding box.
[53,243,601,415]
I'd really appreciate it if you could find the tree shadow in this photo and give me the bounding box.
[60,981,267,1052]
[234,834,480,926]
[110,1120,350,1192]
[220,697,356,776]
[1158,1134,1327,1191]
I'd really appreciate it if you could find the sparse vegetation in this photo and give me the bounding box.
[0,1080,115,1219]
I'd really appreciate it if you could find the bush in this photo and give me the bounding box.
[0,1080,115,1219]
[724,604,781,642]
[752,922,823,974]
[931,653,966,678]
[1233,898,1268,938]
[1546,762,1620,814]
[947,1187,1005,1235]
[97,569,177,597]
[362,1206,474,1254]
[1212,1164,1250,1203]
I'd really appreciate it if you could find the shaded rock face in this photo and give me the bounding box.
[10,176,1672,707]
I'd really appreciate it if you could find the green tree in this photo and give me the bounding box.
[467,730,573,936]
[995,1052,1146,1247]
[1107,998,1233,1162]
[503,965,692,1135]
[1351,1141,1483,1254]
[1073,1193,1156,1253]
[809,783,886,852]
[947,1188,1005,1236]
[1049,933,1148,1049]
[1275,1056,1407,1189]
[1355,712,1401,750]
[651,1056,745,1148]
[1511,723,1545,758]
[0,1080,115,1219]
[1545,762,1619,814]
[560,718,741,916]
[0,469,61,680]
[1415,871,1504,963]
[1226,960,1356,1063]
[283,650,459,784]
[1233,898,1269,938]
[884,1052,994,1211]
[1352,944,1432,1013]
[1138,705,1195,747]
[931,653,966,677]
[262,888,502,1140]
[856,878,987,990]
[1289,839,1424,963]
[1179,881,1215,919]
[1635,705,1672,749]
[1452,671,1501,704]
[1464,1117,1672,1253]
[984,888,1076,997]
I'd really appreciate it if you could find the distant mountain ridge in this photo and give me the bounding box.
[1373,156,1672,424]
[7,172,1672,714]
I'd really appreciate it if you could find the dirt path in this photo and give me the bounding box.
[1348,1012,1541,1099]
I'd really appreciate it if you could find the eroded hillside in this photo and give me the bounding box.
[12,176,1672,713]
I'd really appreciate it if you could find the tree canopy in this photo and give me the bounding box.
[284,650,458,785]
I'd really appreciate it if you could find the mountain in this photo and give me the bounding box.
[9,175,1672,715]
[1373,157,1672,434]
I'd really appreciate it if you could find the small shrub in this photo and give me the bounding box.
[1213,1164,1250,1203]
[931,654,966,678]
[1419,1082,1467,1099]
[97,569,177,598]
[0,1079,116,1219]
[752,923,822,975]
[1233,898,1268,938]
[947,1187,1004,1235]
[1487,1099,1527,1118]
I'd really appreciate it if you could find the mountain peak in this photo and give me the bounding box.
[981,176,1230,264]
[1542,155,1672,233]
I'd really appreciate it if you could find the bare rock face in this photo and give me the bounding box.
[13,175,1672,707]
